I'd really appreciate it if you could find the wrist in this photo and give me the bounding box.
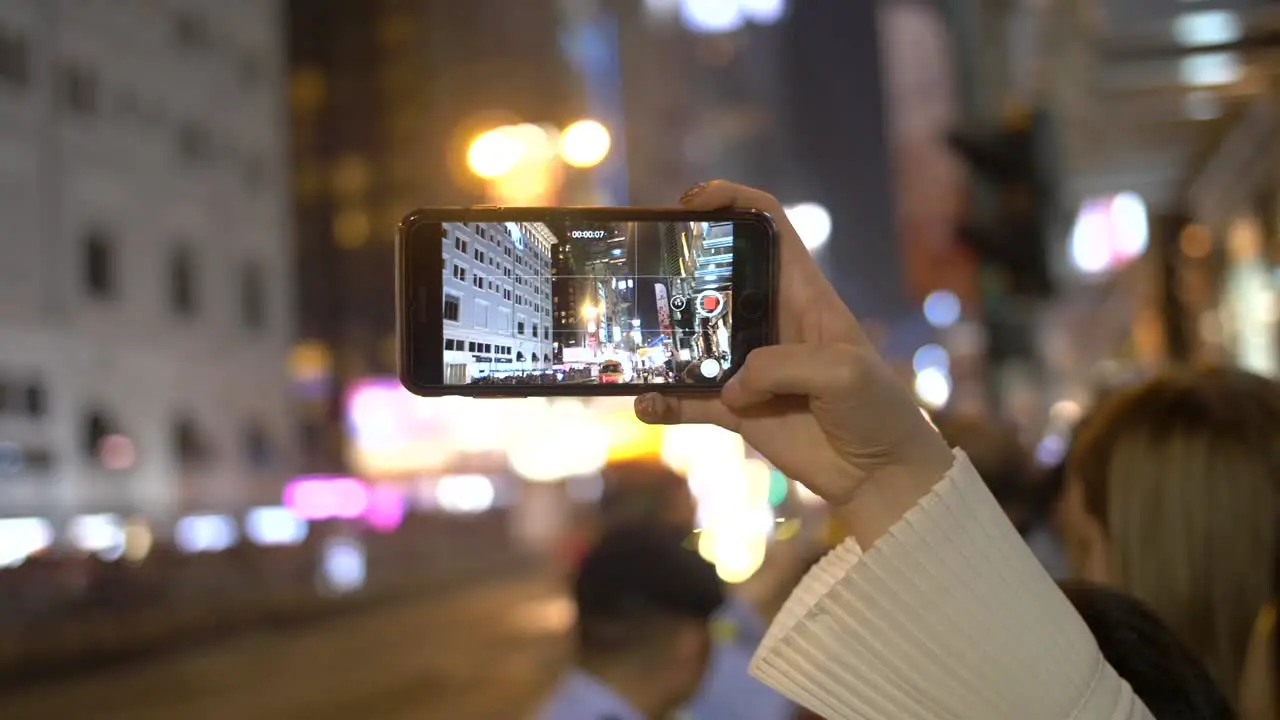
[831,437,954,549]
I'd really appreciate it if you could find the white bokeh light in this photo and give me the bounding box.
[1069,208,1111,275]
[1069,193,1149,276]
[436,474,497,514]
[912,344,951,374]
[1178,52,1242,87]
[784,202,832,251]
[922,290,961,328]
[913,367,953,410]
[679,0,746,33]
[1110,192,1149,259]
[319,537,367,594]
[739,0,788,25]
[1173,10,1242,49]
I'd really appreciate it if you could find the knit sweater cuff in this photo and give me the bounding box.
[749,450,1150,719]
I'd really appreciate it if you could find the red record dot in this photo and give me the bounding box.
[701,295,720,312]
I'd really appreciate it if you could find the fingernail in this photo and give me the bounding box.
[679,183,708,204]
[635,393,658,421]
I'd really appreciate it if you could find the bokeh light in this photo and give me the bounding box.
[558,119,611,168]
[467,126,527,179]
[922,290,961,328]
[914,367,953,409]
[784,202,833,251]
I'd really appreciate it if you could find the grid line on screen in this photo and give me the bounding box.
[440,220,736,385]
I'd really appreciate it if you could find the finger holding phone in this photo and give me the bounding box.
[394,183,953,548]
[635,181,953,548]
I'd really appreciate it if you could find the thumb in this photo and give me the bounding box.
[721,343,868,410]
[634,393,739,431]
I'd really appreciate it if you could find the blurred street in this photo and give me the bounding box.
[1,574,571,720]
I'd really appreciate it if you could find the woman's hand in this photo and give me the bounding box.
[634,181,954,546]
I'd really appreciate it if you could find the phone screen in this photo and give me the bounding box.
[440,219,736,387]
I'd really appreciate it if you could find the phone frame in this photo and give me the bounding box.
[397,206,778,398]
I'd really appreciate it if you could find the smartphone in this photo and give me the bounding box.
[396,207,778,397]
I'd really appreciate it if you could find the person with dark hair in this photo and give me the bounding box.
[1061,367,1280,701]
[1240,601,1277,720]
[536,525,725,719]
[632,180,1160,718]
[1061,581,1234,720]
[585,459,802,719]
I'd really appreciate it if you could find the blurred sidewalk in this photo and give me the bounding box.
[2,572,570,720]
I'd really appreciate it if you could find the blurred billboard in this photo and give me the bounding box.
[878,1,977,307]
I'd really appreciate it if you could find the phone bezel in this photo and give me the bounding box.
[397,206,778,398]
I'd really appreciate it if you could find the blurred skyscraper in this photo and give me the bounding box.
[613,0,911,343]
[289,0,580,469]
[0,1,295,524]
[603,0,802,204]
[439,222,556,384]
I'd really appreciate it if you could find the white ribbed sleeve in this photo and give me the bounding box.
[749,451,1154,720]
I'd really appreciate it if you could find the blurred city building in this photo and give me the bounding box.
[288,0,580,470]
[290,0,912,471]
[0,0,294,525]
[440,222,555,383]
[933,0,1280,431]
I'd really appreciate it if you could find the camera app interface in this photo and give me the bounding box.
[440,220,735,386]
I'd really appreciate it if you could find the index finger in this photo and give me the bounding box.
[680,180,845,339]
[680,180,806,257]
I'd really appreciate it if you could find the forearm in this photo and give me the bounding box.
[750,451,1155,720]
[731,539,817,625]
[831,437,954,551]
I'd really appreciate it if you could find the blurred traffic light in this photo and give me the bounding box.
[948,108,1054,298]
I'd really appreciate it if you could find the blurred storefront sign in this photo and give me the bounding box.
[878,1,977,309]
[1218,216,1278,376]
[559,4,629,205]
[289,340,334,400]
[1067,193,1150,277]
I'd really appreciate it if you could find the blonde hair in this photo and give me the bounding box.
[1069,366,1280,697]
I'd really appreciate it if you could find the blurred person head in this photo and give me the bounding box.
[1062,365,1280,697]
[1060,580,1233,719]
[573,524,724,716]
[599,459,697,534]
[1239,601,1278,720]
[933,415,1034,531]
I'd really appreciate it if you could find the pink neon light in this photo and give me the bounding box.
[365,485,406,533]
[283,476,370,520]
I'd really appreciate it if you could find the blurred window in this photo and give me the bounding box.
[0,379,43,417]
[240,262,266,330]
[82,411,113,459]
[0,25,29,88]
[444,293,460,322]
[83,229,117,298]
[239,54,263,88]
[57,63,97,115]
[18,446,53,472]
[23,382,44,418]
[173,11,211,50]
[244,154,266,190]
[177,121,212,163]
[172,415,209,465]
[169,244,198,317]
[243,422,273,469]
